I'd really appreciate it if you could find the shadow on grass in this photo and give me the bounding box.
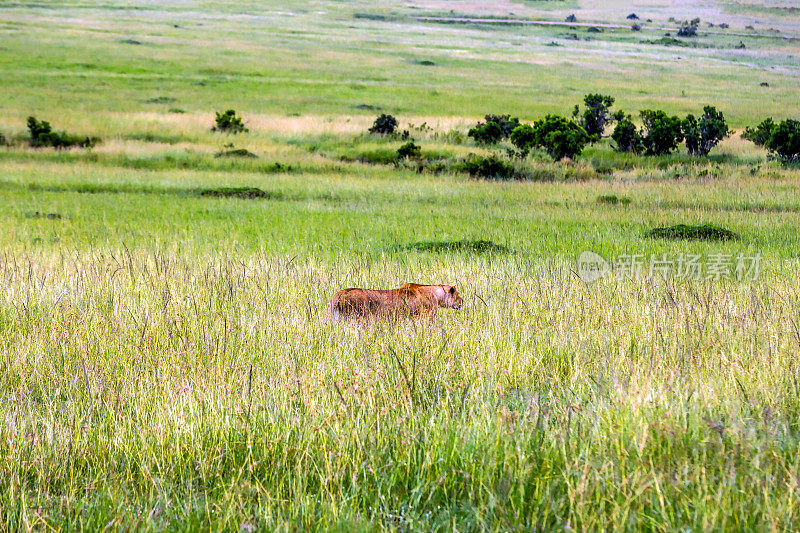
[0,180,285,200]
[597,194,631,206]
[23,211,65,220]
[214,148,258,159]
[0,149,296,173]
[197,187,278,199]
[394,240,512,254]
[645,224,738,241]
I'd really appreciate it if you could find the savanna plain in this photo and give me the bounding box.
[1,0,800,530]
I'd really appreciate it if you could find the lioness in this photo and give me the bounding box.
[329,283,463,321]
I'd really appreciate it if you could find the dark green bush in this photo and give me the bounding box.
[743,118,776,147]
[530,115,589,160]
[639,110,683,155]
[572,93,615,141]
[197,187,276,199]
[468,121,504,145]
[368,114,398,135]
[397,141,421,159]
[764,119,800,162]
[483,114,520,138]
[212,110,248,133]
[458,154,520,180]
[509,123,536,156]
[610,111,642,153]
[677,18,700,37]
[646,224,737,241]
[27,116,98,149]
[681,106,729,156]
[597,194,632,205]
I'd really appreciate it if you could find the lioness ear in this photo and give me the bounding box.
[449,286,456,294]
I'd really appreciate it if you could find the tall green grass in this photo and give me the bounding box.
[1,252,799,529]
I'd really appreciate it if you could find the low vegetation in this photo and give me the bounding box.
[572,93,615,141]
[676,18,701,37]
[368,114,398,135]
[610,111,641,153]
[468,120,504,145]
[457,153,521,180]
[212,109,248,133]
[743,118,775,147]
[765,119,800,162]
[645,223,738,241]
[396,141,421,159]
[512,115,589,160]
[214,148,258,158]
[27,116,98,149]
[396,239,512,254]
[745,118,800,163]
[196,186,276,199]
[597,194,632,205]
[468,115,520,145]
[681,106,729,156]
[639,109,684,155]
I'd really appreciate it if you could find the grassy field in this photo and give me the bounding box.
[2,0,800,530]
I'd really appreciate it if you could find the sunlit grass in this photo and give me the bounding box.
[1,251,799,529]
[2,0,800,529]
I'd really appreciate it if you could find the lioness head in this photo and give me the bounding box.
[441,285,463,310]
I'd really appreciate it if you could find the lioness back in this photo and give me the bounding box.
[329,283,463,321]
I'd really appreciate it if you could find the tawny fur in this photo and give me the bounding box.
[329,283,463,321]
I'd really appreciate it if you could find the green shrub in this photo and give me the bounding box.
[743,118,776,147]
[214,148,258,158]
[610,111,643,153]
[397,141,421,159]
[212,110,248,133]
[458,154,520,180]
[764,119,800,162]
[368,114,398,135]
[677,18,700,37]
[646,223,737,241]
[468,121,504,145]
[681,106,729,156]
[572,93,615,141]
[509,123,536,156]
[483,114,520,138]
[597,194,632,205]
[440,129,465,144]
[530,115,589,160]
[639,110,683,155]
[27,116,98,149]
